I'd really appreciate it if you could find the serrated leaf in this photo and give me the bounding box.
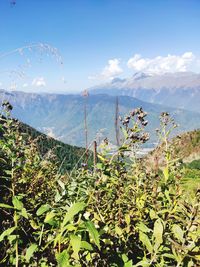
[36,204,51,216]
[70,234,81,260]
[61,202,85,228]
[139,232,153,254]
[85,221,100,249]
[25,243,38,262]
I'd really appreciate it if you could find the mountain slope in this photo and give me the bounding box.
[90,72,200,113]
[145,129,200,169]
[1,89,200,146]
[0,115,90,172]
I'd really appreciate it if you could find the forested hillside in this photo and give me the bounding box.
[0,110,91,173]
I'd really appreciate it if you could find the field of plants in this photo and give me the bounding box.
[0,102,199,267]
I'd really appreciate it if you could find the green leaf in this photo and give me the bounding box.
[122,254,129,263]
[12,196,23,210]
[172,224,184,243]
[137,222,151,233]
[125,214,130,225]
[56,250,70,267]
[115,225,123,236]
[30,220,39,230]
[135,260,150,267]
[0,227,16,242]
[153,218,163,250]
[25,244,38,262]
[139,232,153,254]
[44,212,56,226]
[21,208,29,219]
[70,234,81,260]
[124,260,133,267]
[149,209,158,220]
[163,167,169,182]
[0,203,14,209]
[97,154,106,162]
[61,202,85,228]
[81,241,93,251]
[57,180,65,190]
[36,204,51,216]
[55,190,62,202]
[121,127,128,139]
[85,221,100,249]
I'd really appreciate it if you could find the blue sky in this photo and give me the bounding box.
[0,0,200,92]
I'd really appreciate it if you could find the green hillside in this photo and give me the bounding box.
[0,115,91,173]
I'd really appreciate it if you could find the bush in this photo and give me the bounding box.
[0,104,199,266]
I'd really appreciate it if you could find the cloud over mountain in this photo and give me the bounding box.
[89,58,123,80]
[127,52,196,74]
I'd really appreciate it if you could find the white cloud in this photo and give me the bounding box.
[23,83,28,88]
[32,77,46,87]
[89,58,123,80]
[127,52,195,74]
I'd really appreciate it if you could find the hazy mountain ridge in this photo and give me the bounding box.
[90,72,200,112]
[1,89,200,147]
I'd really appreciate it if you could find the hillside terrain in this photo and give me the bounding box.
[0,116,90,172]
[1,89,200,147]
[145,129,200,192]
[90,72,200,113]
[146,129,200,166]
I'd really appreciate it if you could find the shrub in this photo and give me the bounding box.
[0,104,199,266]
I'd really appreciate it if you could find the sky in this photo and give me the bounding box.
[0,0,200,93]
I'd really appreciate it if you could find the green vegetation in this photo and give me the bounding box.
[0,113,92,174]
[0,103,199,266]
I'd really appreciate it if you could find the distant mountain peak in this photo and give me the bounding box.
[131,72,152,81]
[89,71,200,113]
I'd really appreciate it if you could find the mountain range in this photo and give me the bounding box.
[90,72,200,113]
[0,87,200,147]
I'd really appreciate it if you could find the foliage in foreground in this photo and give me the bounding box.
[0,103,199,267]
